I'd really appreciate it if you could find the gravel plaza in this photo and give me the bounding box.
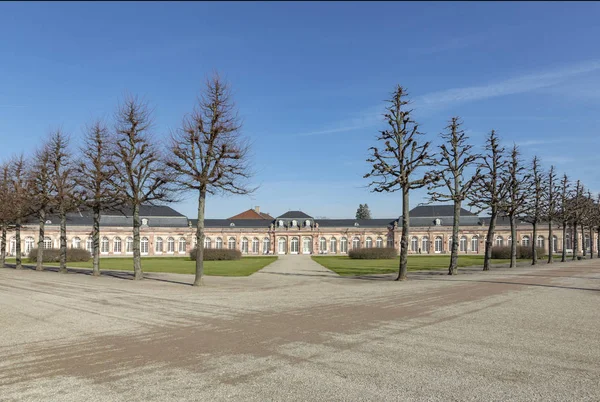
[1,256,599,401]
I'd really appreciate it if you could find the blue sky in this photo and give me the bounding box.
[1,2,599,219]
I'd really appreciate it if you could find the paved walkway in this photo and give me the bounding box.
[251,254,338,280]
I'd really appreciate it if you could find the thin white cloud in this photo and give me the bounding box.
[416,59,600,109]
[514,139,565,147]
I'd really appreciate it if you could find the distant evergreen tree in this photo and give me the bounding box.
[356,204,372,219]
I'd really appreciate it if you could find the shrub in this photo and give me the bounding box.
[491,245,546,260]
[348,247,397,259]
[27,248,91,263]
[189,248,242,261]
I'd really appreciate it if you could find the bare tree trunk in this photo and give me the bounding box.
[396,188,410,281]
[597,228,600,259]
[561,224,567,262]
[92,205,100,276]
[483,209,497,271]
[448,201,460,275]
[589,226,594,259]
[509,215,517,268]
[132,203,142,280]
[531,222,537,265]
[581,225,586,257]
[194,190,206,286]
[37,211,45,271]
[547,219,553,264]
[573,222,578,260]
[0,224,6,268]
[59,207,67,273]
[15,219,22,270]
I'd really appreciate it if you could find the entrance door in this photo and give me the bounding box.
[302,237,312,254]
[290,237,299,254]
[278,237,286,254]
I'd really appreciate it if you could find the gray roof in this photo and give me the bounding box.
[409,205,476,217]
[199,219,272,228]
[277,211,313,219]
[315,219,397,228]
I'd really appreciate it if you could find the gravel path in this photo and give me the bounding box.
[1,258,599,401]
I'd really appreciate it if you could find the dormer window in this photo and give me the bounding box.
[230,222,235,227]
[278,220,284,227]
[354,222,359,227]
[291,220,298,227]
[305,219,311,227]
[45,220,52,224]
[434,218,441,226]
[141,218,149,226]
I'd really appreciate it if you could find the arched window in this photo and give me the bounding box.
[537,235,545,248]
[278,237,286,254]
[178,237,186,253]
[252,238,259,254]
[330,237,337,253]
[155,237,163,253]
[552,235,558,253]
[565,234,571,250]
[25,237,35,254]
[263,237,270,254]
[352,237,360,249]
[387,235,394,248]
[434,236,443,253]
[290,237,299,254]
[471,236,479,253]
[72,237,81,249]
[319,237,326,252]
[167,237,175,253]
[584,235,590,251]
[305,220,311,227]
[141,237,149,254]
[411,237,418,252]
[302,237,312,254]
[86,237,93,253]
[522,235,530,247]
[113,237,122,253]
[365,237,372,248]
[495,236,504,247]
[241,237,249,254]
[278,220,284,227]
[216,237,223,249]
[9,237,16,255]
[460,236,467,252]
[126,237,134,253]
[422,236,429,253]
[291,220,298,227]
[101,237,109,253]
[376,237,383,248]
[508,236,512,246]
[44,236,53,249]
[204,237,211,249]
[228,237,236,250]
[340,237,348,253]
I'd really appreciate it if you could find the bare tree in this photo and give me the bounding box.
[499,145,529,268]
[28,142,54,271]
[585,190,595,259]
[47,130,78,274]
[110,95,172,280]
[468,130,508,271]
[519,156,545,265]
[8,155,31,270]
[166,75,254,286]
[75,120,121,276]
[544,165,559,264]
[0,163,15,268]
[364,85,435,281]
[557,174,572,263]
[570,180,585,260]
[428,117,480,275]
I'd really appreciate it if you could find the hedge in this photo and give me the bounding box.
[491,245,546,259]
[348,247,397,259]
[189,248,242,261]
[27,248,91,263]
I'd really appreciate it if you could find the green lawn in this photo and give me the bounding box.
[44,257,277,277]
[312,255,532,276]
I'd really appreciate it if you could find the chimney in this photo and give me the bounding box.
[254,206,260,213]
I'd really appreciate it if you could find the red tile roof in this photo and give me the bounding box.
[228,209,274,220]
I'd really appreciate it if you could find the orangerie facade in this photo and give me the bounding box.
[6,204,595,258]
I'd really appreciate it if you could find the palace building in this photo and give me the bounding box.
[6,204,594,257]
